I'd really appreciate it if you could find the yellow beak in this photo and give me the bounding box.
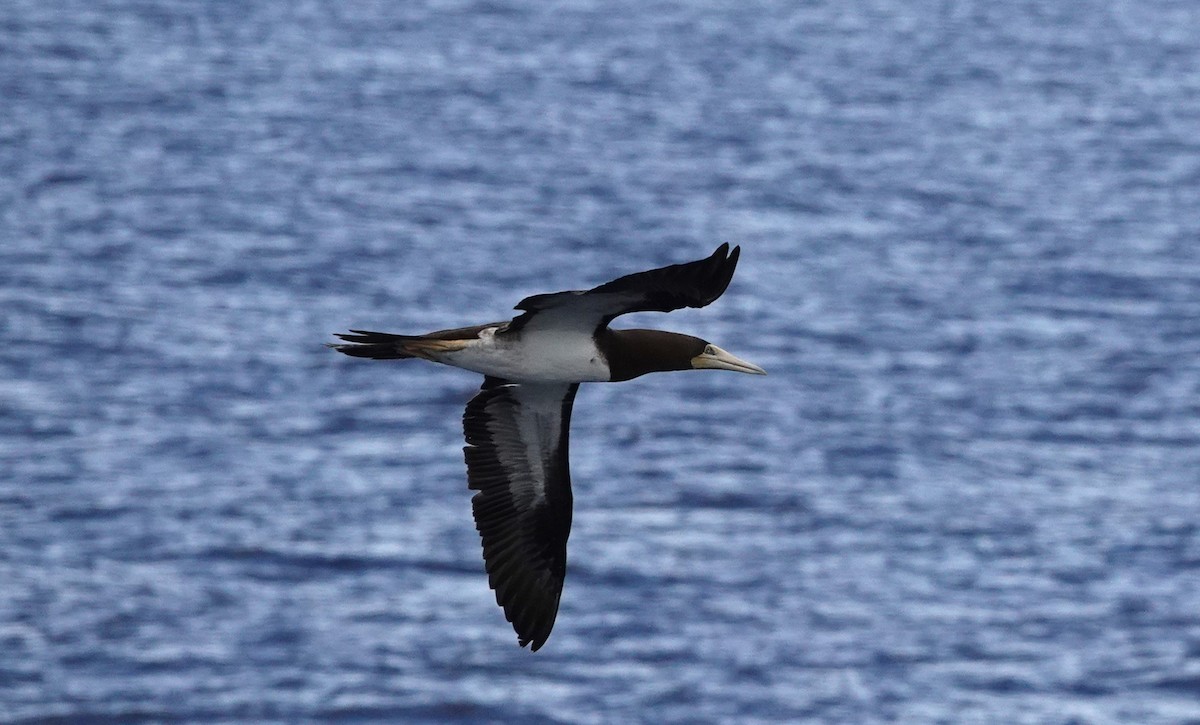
[690,345,767,375]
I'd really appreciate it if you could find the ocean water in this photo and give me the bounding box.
[3,0,1200,722]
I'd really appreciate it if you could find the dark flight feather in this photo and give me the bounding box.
[462,379,579,651]
[505,244,740,334]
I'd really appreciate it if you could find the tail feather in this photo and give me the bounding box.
[328,329,475,361]
[339,329,421,343]
[327,330,420,360]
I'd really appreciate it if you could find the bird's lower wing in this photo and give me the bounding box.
[462,377,580,651]
[504,243,740,334]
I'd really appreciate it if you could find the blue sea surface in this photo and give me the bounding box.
[3,1,1200,722]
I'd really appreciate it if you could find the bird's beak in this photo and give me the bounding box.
[691,345,767,375]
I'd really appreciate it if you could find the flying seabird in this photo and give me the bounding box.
[329,244,765,650]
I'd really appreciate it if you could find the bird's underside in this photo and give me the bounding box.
[328,244,761,650]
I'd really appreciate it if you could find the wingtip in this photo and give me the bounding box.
[710,243,740,300]
[713,243,740,272]
[522,628,551,651]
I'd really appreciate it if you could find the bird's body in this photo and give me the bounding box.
[431,324,611,382]
[329,244,764,650]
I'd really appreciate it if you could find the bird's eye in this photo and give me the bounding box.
[705,345,716,355]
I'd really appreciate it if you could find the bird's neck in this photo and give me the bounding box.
[598,329,703,382]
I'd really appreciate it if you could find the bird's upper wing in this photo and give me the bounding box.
[462,377,580,651]
[504,243,740,335]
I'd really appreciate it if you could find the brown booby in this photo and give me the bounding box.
[329,244,765,650]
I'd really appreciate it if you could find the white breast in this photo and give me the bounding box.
[439,327,611,383]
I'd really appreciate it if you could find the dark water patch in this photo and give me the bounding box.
[1152,673,1200,695]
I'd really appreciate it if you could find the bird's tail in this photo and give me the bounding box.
[327,329,470,360]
